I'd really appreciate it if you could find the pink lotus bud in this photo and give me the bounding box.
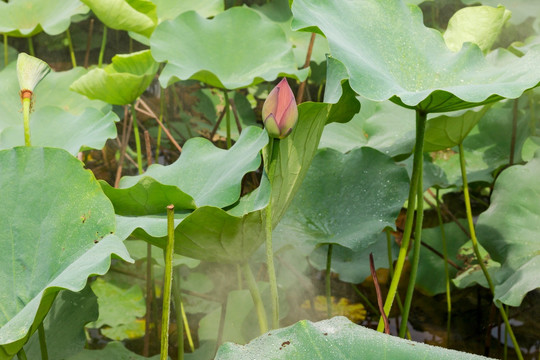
[262,78,298,139]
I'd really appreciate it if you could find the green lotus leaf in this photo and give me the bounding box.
[0,147,132,358]
[444,6,511,53]
[150,6,308,89]
[274,147,409,252]
[423,106,489,152]
[292,0,540,112]
[461,0,540,25]
[24,287,98,360]
[320,99,415,157]
[0,106,118,155]
[433,99,530,186]
[476,150,540,306]
[215,316,491,359]
[0,0,89,37]
[114,126,268,209]
[151,0,223,21]
[81,0,157,37]
[453,241,501,290]
[66,341,161,360]
[70,50,159,105]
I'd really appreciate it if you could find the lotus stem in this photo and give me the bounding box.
[172,268,184,360]
[131,102,143,174]
[27,37,35,56]
[143,241,153,357]
[181,300,194,352]
[16,348,27,360]
[65,29,77,68]
[38,322,48,360]
[326,244,333,318]
[22,93,32,146]
[98,25,107,68]
[241,262,269,334]
[3,34,7,67]
[458,143,523,360]
[156,87,165,162]
[377,110,426,332]
[265,138,280,329]
[435,188,452,343]
[161,205,176,360]
[399,110,426,338]
[223,90,232,149]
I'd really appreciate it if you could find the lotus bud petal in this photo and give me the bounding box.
[262,78,298,139]
[16,53,51,99]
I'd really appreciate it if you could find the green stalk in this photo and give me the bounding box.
[223,90,232,149]
[161,205,176,360]
[458,143,523,360]
[156,87,165,163]
[27,37,35,56]
[399,135,425,338]
[22,96,32,146]
[241,262,269,334]
[3,33,8,67]
[265,138,280,329]
[435,188,452,343]
[181,301,194,352]
[98,25,107,68]
[38,322,48,360]
[326,244,333,318]
[172,268,184,360]
[131,102,143,174]
[65,29,77,68]
[377,109,426,332]
[17,349,27,360]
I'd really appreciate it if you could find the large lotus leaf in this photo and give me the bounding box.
[24,287,98,360]
[0,106,118,155]
[0,147,132,358]
[306,233,399,284]
[113,126,268,209]
[215,316,491,359]
[320,99,415,157]
[453,240,501,290]
[66,341,161,360]
[151,0,223,21]
[81,0,157,37]
[265,102,331,226]
[0,64,113,134]
[0,0,89,37]
[423,106,489,152]
[433,99,530,186]
[70,50,159,105]
[475,150,540,306]
[444,5,511,53]
[411,221,468,296]
[151,7,308,89]
[292,0,540,113]
[461,0,540,25]
[275,147,409,252]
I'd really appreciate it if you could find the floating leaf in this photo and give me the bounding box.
[215,317,491,359]
[151,6,308,89]
[70,50,159,105]
[476,151,540,306]
[292,0,540,112]
[81,0,157,37]
[0,147,132,358]
[0,0,89,37]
